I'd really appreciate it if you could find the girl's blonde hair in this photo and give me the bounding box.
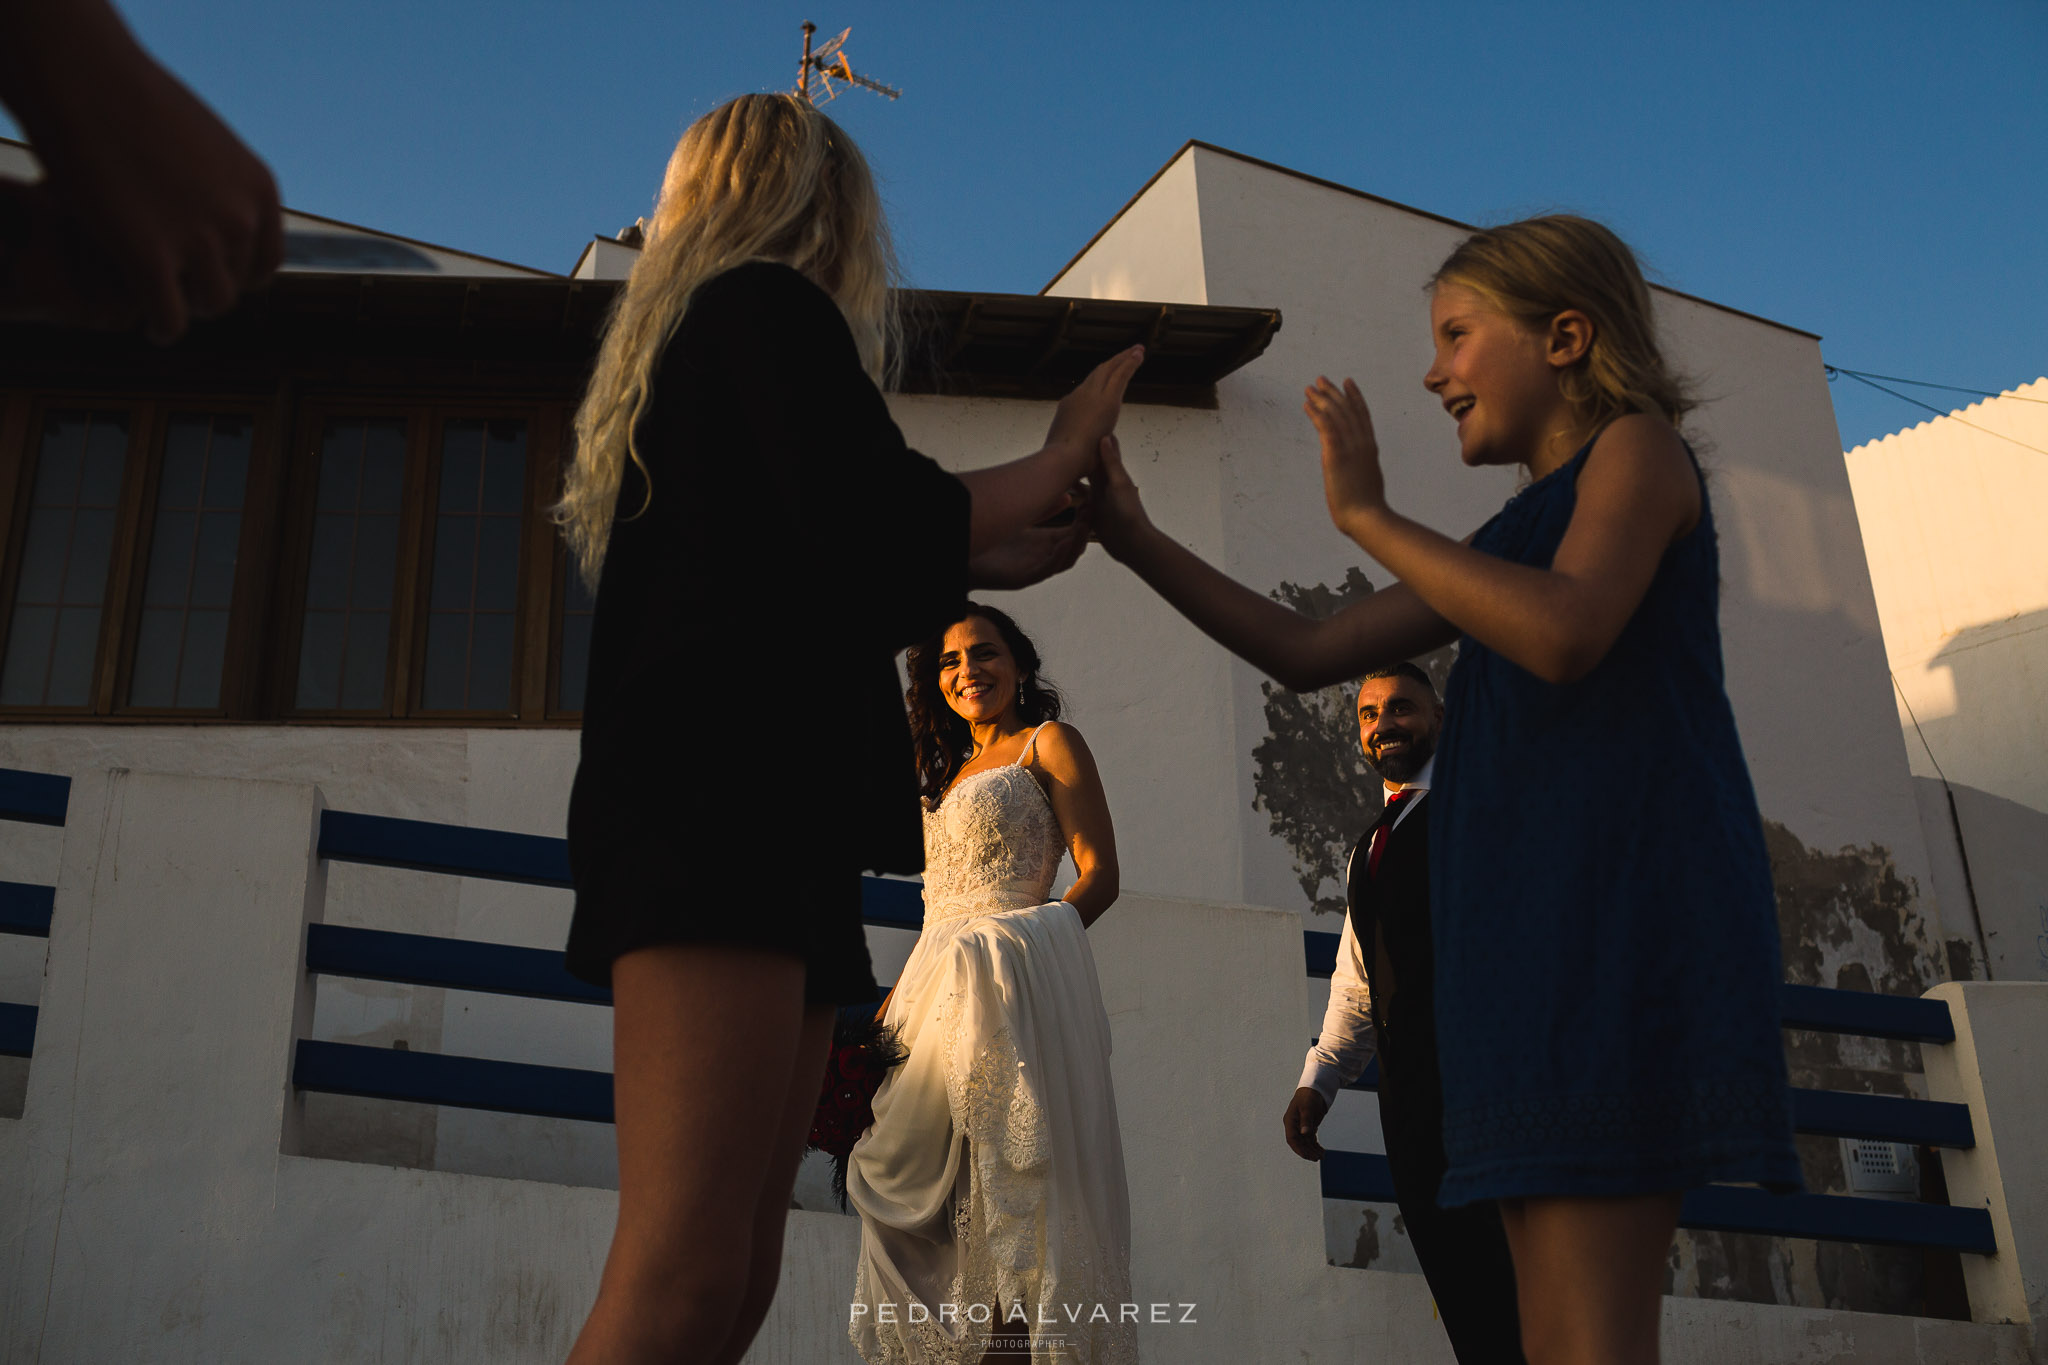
[554,92,899,586]
[1431,215,1693,430]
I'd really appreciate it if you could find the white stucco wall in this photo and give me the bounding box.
[1044,151,1207,306]
[1845,380,2048,820]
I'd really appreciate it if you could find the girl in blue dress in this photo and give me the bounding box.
[1092,215,1798,1365]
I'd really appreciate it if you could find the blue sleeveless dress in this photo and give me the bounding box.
[1429,437,1802,1206]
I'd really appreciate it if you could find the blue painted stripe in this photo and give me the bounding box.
[315,809,922,930]
[1308,934,1957,1045]
[1792,1088,1973,1148]
[862,877,924,932]
[1321,1148,1995,1254]
[0,768,69,827]
[1778,983,1954,1044]
[1679,1184,1996,1255]
[0,1001,35,1058]
[0,882,55,937]
[306,924,611,1006]
[1305,929,1339,978]
[1319,1149,1397,1204]
[318,811,573,888]
[292,1039,614,1124]
[1332,1061,1975,1150]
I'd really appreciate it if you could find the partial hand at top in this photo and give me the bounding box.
[1082,434,1155,562]
[1304,377,1388,538]
[1045,345,1146,465]
[0,0,283,341]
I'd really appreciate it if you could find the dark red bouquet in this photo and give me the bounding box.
[808,1005,908,1209]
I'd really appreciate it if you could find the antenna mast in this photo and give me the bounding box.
[795,21,900,104]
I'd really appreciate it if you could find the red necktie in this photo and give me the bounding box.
[1366,788,1416,880]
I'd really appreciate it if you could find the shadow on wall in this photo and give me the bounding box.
[1249,570,1456,918]
[1937,778,2048,984]
[1896,605,2048,983]
[1909,606,2048,816]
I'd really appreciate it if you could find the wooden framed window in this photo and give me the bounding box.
[416,416,528,715]
[288,413,411,714]
[122,413,254,711]
[550,549,597,716]
[0,386,586,726]
[0,407,132,709]
[275,399,571,723]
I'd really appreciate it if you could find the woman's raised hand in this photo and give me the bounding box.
[1085,434,1155,561]
[1046,346,1145,466]
[1305,377,1388,535]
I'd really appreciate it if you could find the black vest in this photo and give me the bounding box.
[1345,792,1437,1099]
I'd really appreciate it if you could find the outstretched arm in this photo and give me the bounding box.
[1030,723,1119,928]
[1307,381,1700,684]
[957,346,1144,557]
[1088,435,1456,691]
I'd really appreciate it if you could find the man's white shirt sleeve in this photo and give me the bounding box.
[1298,898,1375,1106]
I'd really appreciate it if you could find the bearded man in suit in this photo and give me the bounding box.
[1284,661,1526,1365]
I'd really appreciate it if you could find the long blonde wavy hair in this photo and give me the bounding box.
[1431,215,1693,431]
[554,93,900,586]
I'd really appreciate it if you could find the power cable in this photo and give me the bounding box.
[1827,366,2048,457]
[1826,366,2048,404]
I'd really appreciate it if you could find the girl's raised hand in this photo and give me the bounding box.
[1084,434,1153,561]
[1046,346,1146,462]
[1305,377,1387,534]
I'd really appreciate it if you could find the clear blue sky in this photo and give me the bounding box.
[9,1,2044,450]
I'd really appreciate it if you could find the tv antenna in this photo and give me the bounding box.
[796,22,900,104]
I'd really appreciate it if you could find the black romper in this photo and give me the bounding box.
[563,262,970,1004]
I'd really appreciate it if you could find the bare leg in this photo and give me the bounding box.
[565,944,825,1365]
[1498,1193,1681,1365]
[710,999,835,1365]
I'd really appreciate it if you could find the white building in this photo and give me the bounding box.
[3,135,2044,1362]
[1845,380,2048,984]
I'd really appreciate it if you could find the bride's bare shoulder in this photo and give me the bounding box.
[1029,721,1099,777]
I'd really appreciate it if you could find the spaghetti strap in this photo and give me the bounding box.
[1015,722,1050,767]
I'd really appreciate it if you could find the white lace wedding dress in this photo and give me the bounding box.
[848,728,1137,1364]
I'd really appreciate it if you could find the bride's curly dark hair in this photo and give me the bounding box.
[905,602,1064,803]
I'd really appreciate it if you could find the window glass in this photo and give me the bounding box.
[420,419,526,711]
[1,410,128,706]
[128,415,250,708]
[556,556,595,713]
[295,417,405,710]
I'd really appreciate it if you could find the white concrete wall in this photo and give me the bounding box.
[1044,149,1208,305]
[1915,776,2048,984]
[1924,981,2048,1348]
[0,771,2030,1363]
[1067,143,1945,934]
[1845,380,2048,820]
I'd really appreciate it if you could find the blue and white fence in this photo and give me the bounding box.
[0,767,66,1061]
[0,769,2013,1279]
[1303,930,1993,1255]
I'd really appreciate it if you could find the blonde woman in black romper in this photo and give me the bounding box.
[553,94,1141,1365]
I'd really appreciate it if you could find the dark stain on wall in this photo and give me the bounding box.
[1348,1206,1382,1270]
[1250,570,1457,917]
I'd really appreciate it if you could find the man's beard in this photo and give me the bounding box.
[1365,731,1436,785]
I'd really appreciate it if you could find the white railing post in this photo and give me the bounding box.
[1923,981,2048,1344]
[1,770,326,1362]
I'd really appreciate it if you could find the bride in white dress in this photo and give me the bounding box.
[849,604,1136,1365]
